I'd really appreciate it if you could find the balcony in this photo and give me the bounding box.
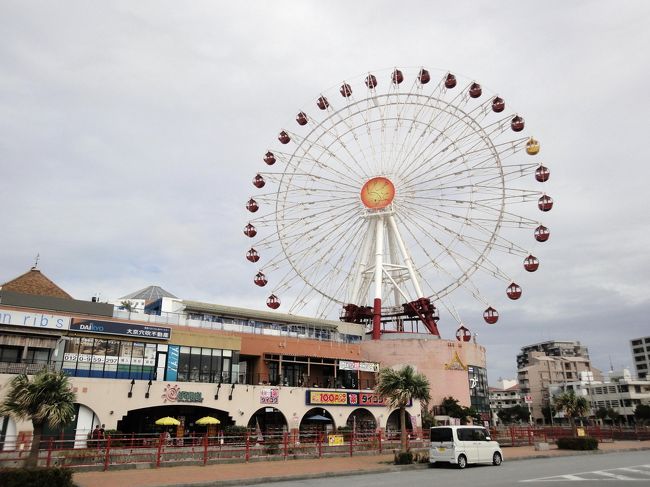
[0,361,54,375]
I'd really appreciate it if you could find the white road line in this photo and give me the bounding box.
[592,471,636,480]
[618,467,650,477]
[521,464,650,482]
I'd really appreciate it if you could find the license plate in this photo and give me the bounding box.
[437,447,446,452]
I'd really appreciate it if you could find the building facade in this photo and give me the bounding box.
[0,269,489,448]
[516,340,602,424]
[489,379,524,424]
[631,336,650,380]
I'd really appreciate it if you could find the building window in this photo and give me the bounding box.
[0,346,21,363]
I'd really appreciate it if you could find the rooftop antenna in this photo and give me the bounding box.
[32,253,40,270]
[608,355,614,372]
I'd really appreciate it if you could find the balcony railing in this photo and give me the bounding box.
[0,362,54,375]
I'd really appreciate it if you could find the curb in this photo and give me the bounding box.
[159,463,421,487]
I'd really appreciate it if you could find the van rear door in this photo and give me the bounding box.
[429,427,454,462]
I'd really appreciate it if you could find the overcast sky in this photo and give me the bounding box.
[2,1,649,384]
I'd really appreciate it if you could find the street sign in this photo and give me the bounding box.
[524,395,533,404]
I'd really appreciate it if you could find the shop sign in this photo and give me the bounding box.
[306,390,405,407]
[70,319,171,340]
[338,360,379,372]
[328,434,344,446]
[161,384,204,403]
[260,388,279,404]
[0,307,70,331]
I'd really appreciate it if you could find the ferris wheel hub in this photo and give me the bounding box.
[360,176,395,209]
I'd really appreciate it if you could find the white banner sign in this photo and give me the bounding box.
[338,360,379,372]
[0,307,70,331]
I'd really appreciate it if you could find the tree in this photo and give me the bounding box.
[376,365,430,452]
[497,405,530,424]
[634,404,650,425]
[553,390,589,429]
[595,406,619,424]
[441,396,477,425]
[0,370,76,467]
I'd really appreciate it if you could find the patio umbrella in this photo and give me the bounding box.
[155,416,181,426]
[306,414,331,422]
[195,416,220,425]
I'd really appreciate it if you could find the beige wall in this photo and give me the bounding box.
[361,336,487,408]
[0,374,420,436]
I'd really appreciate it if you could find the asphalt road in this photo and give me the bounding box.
[241,451,650,487]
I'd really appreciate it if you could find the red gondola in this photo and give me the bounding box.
[511,115,525,132]
[246,198,259,213]
[418,68,430,84]
[392,69,404,84]
[264,151,276,165]
[535,165,550,182]
[244,223,257,238]
[340,83,352,97]
[246,248,260,263]
[254,272,267,287]
[456,325,471,342]
[278,131,290,144]
[317,96,329,110]
[253,174,265,188]
[483,307,499,324]
[296,111,308,126]
[492,96,505,113]
[524,254,539,272]
[445,73,457,89]
[469,82,482,98]
[507,282,522,300]
[266,294,281,309]
[538,194,553,212]
[365,74,377,89]
[534,225,550,242]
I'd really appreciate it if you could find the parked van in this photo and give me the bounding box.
[429,425,503,469]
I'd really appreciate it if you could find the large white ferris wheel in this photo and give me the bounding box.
[244,67,552,340]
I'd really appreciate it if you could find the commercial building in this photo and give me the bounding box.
[489,379,524,424]
[516,340,602,423]
[0,267,489,448]
[631,336,650,380]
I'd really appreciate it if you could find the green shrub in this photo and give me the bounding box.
[0,467,75,487]
[556,436,598,450]
[394,450,414,464]
[264,441,280,455]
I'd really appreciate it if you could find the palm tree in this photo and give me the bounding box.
[0,370,76,467]
[375,365,431,452]
[553,389,589,430]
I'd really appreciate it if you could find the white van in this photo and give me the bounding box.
[429,425,503,469]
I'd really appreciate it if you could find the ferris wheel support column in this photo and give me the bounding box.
[387,214,424,297]
[372,217,385,340]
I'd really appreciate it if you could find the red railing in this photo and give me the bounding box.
[0,429,426,470]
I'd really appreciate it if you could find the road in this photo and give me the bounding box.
[241,451,650,487]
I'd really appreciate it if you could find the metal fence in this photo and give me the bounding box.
[0,430,424,470]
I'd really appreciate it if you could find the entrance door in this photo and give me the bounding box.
[156,352,167,381]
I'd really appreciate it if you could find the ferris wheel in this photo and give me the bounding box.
[244,67,552,339]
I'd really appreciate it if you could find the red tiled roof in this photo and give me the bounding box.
[0,268,73,299]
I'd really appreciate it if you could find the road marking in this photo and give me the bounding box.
[592,471,636,480]
[521,464,650,482]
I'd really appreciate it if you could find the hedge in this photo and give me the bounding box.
[556,436,599,450]
[0,467,75,487]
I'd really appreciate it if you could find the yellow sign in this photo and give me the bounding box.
[309,391,348,405]
[576,427,585,437]
[444,351,467,371]
[328,434,344,446]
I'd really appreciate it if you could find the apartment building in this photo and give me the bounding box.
[517,341,602,424]
[631,336,650,380]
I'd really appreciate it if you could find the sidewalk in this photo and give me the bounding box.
[73,441,650,487]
